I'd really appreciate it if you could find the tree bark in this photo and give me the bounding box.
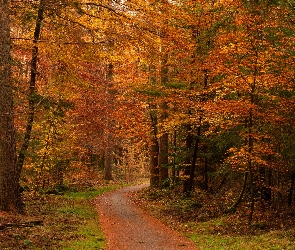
[171,130,177,188]
[229,172,248,213]
[149,132,159,187]
[158,33,169,186]
[16,1,44,175]
[158,102,169,186]
[248,80,255,226]
[288,171,295,207]
[104,62,114,180]
[184,70,208,195]
[183,124,193,193]
[148,103,159,187]
[186,122,201,196]
[0,0,22,212]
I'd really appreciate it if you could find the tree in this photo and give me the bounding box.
[208,0,295,224]
[16,0,44,176]
[0,0,22,212]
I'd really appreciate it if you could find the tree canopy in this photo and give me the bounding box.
[1,0,295,225]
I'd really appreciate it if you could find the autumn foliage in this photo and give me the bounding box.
[1,0,294,224]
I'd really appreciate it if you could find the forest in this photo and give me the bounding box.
[1,0,295,249]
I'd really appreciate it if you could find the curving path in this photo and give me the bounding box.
[96,184,197,250]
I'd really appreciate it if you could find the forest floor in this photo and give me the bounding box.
[1,181,295,249]
[0,181,124,250]
[135,186,295,249]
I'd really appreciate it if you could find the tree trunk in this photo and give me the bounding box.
[277,170,281,209]
[148,103,159,187]
[158,131,169,185]
[184,70,208,195]
[229,172,248,213]
[288,171,295,207]
[266,168,272,201]
[158,102,169,186]
[248,164,255,225]
[171,130,177,188]
[16,1,44,175]
[186,121,202,196]
[248,85,255,226]
[149,132,159,187]
[104,145,113,180]
[0,0,22,212]
[183,120,193,193]
[104,62,114,180]
[158,33,169,186]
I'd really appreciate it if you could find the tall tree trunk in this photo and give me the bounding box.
[248,81,255,225]
[248,162,255,225]
[16,1,44,174]
[0,0,22,212]
[186,122,201,196]
[184,69,208,195]
[229,172,248,213]
[158,34,169,186]
[171,130,177,188]
[288,170,295,207]
[149,132,159,187]
[277,170,281,209]
[158,102,169,186]
[104,145,113,180]
[104,62,114,180]
[148,103,159,187]
[183,123,193,193]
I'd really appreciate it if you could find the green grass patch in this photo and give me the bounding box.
[58,185,123,249]
[190,218,295,250]
[64,186,120,200]
[0,184,125,250]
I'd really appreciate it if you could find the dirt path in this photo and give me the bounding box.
[96,184,197,250]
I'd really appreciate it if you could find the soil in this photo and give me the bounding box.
[96,184,197,250]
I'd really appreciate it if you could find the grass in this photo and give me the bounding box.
[63,186,118,200]
[59,186,122,249]
[190,226,295,250]
[188,215,295,249]
[59,185,125,250]
[0,184,124,250]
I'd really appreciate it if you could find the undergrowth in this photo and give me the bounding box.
[136,187,295,250]
[0,184,123,250]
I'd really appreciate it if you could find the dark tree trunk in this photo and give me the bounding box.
[148,103,159,187]
[104,62,114,180]
[0,0,22,212]
[104,146,113,180]
[149,133,159,187]
[186,120,202,196]
[259,167,272,202]
[229,172,248,213]
[183,124,193,193]
[171,130,177,188]
[248,164,255,225]
[248,84,255,226]
[17,1,44,175]
[184,70,208,195]
[158,40,169,186]
[158,102,169,186]
[288,171,295,207]
[266,168,272,201]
